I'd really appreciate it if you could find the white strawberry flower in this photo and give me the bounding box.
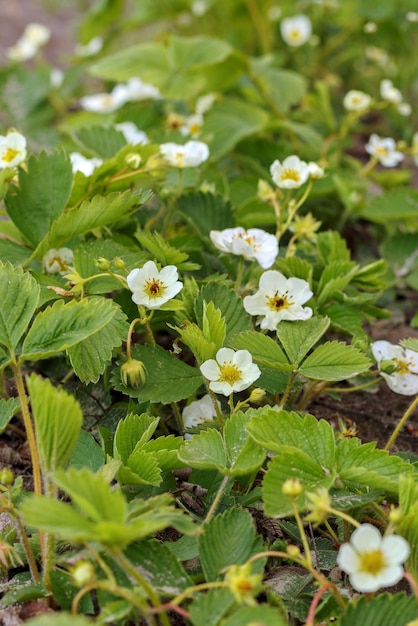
[0,132,27,169]
[180,114,204,138]
[74,36,103,57]
[79,88,128,114]
[43,247,74,274]
[210,227,278,269]
[115,122,149,145]
[337,524,410,593]
[307,161,325,179]
[22,23,51,47]
[123,78,161,101]
[270,155,310,189]
[371,340,418,395]
[127,261,183,309]
[243,270,313,330]
[280,15,312,47]
[195,93,216,115]
[200,348,261,396]
[159,140,209,168]
[182,394,220,430]
[365,134,404,167]
[380,79,403,104]
[343,90,372,112]
[69,152,103,176]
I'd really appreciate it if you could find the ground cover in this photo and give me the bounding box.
[1,1,418,625]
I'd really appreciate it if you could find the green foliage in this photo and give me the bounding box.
[176,192,235,237]
[299,341,371,381]
[198,508,263,582]
[339,593,418,626]
[0,397,21,434]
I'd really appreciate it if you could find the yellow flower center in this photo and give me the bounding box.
[375,146,389,157]
[395,358,412,375]
[49,256,68,272]
[175,152,185,167]
[358,549,386,575]
[2,147,19,163]
[289,29,302,41]
[266,291,293,312]
[189,122,201,135]
[144,278,166,299]
[236,232,258,248]
[219,361,242,385]
[280,168,301,182]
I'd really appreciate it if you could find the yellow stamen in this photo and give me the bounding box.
[2,148,19,163]
[266,291,293,312]
[219,361,242,384]
[359,549,386,575]
[144,278,166,299]
[280,168,301,182]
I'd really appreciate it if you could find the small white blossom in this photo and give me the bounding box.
[0,132,27,169]
[69,152,103,177]
[180,114,204,137]
[182,394,219,431]
[43,247,74,274]
[159,140,209,168]
[195,93,216,115]
[200,348,261,396]
[406,11,418,22]
[337,524,410,593]
[363,21,377,33]
[270,155,310,189]
[280,15,312,47]
[380,79,403,104]
[210,227,278,269]
[22,23,50,47]
[74,36,103,57]
[79,88,128,114]
[397,102,412,116]
[365,134,404,167]
[191,1,208,16]
[267,6,282,21]
[371,340,418,395]
[7,39,37,62]
[365,46,389,66]
[115,122,149,145]
[127,261,183,309]
[50,68,64,89]
[307,161,325,179]
[123,78,161,101]
[243,270,313,330]
[343,90,372,112]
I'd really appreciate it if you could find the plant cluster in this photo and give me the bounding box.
[1,1,418,625]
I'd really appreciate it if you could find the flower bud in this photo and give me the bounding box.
[224,563,263,605]
[120,358,147,388]
[286,545,301,558]
[379,359,398,375]
[71,560,95,587]
[389,506,402,525]
[0,468,14,486]
[113,257,126,270]
[257,179,276,202]
[282,478,304,498]
[125,152,142,170]
[95,257,111,271]
[248,387,266,404]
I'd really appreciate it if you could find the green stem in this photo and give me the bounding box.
[204,474,231,523]
[244,0,272,54]
[278,370,296,409]
[208,387,224,431]
[234,257,246,295]
[359,156,378,178]
[290,498,312,569]
[126,318,141,360]
[384,394,418,452]
[12,510,40,582]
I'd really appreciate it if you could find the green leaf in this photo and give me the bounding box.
[127,539,193,593]
[336,439,416,495]
[189,588,235,626]
[202,301,226,355]
[222,605,287,626]
[247,408,336,468]
[0,581,48,608]
[250,59,306,112]
[398,475,418,579]
[117,449,162,486]
[230,330,292,371]
[67,304,128,383]
[204,98,269,159]
[5,151,73,247]
[118,344,203,403]
[339,593,418,626]
[74,125,126,159]
[31,191,139,259]
[21,297,119,361]
[0,397,21,434]
[362,188,418,223]
[400,338,418,353]
[176,192,235,237]
[142,435,185,472]
[27,374,82,474]
[323,302,365,339]
[0,238,32,265]
[198,508,263,581]
[178,428,227,471]
[0,262,40,353]
[135,230,199,271]
[276,317,330,365]
[317,231,350,264]
[263,451,335,518]
[299,341,371,381]
[316,260,357,307]
[196,282,252,345]
[113,413,159,462]
[70,430,105,472]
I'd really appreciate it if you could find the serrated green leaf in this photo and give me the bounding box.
[178,428,227,471]
[74,125,126,159]
[398,475,418,579]
[202,301,226,355]
[317,231,350,264]
[31,191,139,259]
[196,282,252,345]
[142,435,185,472]
[70,430,105,472]
[316,260,357,307]
[172,320,218,364]
[222,605,287,626]
[118,449,162,486]
[198,508,263,582]
[0,262,40,353]
[0,581,48,609]
[336,439,416,495]
[263,451,335,517]
[223,411,265,476]
[204,98,269,159]
[323,302,365,338]
[339,593,418,626]
[276,256,313,282]
[251,59,306,113]
[0,396,21,434]
[189,588,235,626]
[276,317,330,365]
[135,230,196,271]
[113,413,159,462]
[363,188,418,223]
[247,408,336,468]
[27,374,82,474]
[21,297,119,361]
[5,151,73,247]
[230,330,291,370]
[176,192,235,237]
[114,343,203,402]
[127,539,193,593]
[0,238,32,265]
[400,338,418,353]
[67,304,128,383]
[299,341,371,381]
